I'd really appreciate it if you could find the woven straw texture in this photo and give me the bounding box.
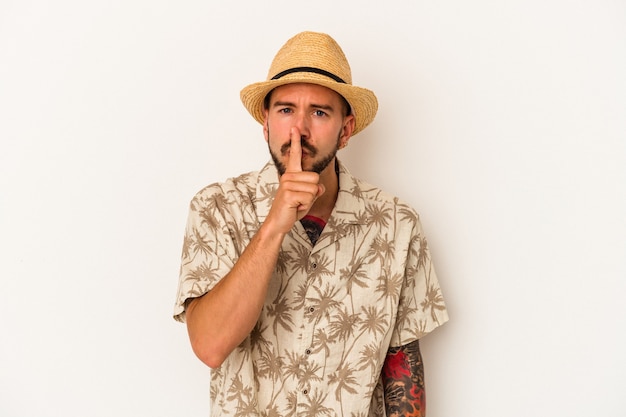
[240,31,378,136]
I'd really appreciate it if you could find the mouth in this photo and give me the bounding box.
[281,143,316,158]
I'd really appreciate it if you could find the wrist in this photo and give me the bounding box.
[257,218,289,245]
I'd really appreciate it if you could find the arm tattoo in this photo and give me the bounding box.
[382,339,426,417]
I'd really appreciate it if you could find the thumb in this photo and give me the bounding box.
[316,183,326,199]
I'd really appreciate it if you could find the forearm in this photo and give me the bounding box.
[382,340,426,417]
[186,222,286,369]
[186,128,323,369]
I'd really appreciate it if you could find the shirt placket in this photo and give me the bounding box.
[294,238,326,411]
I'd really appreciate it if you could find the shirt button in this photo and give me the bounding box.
[311,262,317,269]
[303,389,308,395]
[305,349,312,355]
[308,307,315,313]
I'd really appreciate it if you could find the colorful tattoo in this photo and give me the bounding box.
[382,339,426,417]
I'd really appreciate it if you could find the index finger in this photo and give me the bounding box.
[286,127,302,173]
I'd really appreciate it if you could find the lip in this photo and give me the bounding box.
[284,149,309,158]
[282,143,316,158]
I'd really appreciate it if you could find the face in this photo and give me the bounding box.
[263,83,355,176]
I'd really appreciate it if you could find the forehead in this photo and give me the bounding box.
[268,83,344,105]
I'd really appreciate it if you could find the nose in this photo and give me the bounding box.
[293,112,310,139]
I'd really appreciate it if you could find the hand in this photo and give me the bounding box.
[266,127,325,234]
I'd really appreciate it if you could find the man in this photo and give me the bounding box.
[173,31,448,417]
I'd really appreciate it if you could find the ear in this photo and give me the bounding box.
[263,110,269,142]
[338,115,355,149]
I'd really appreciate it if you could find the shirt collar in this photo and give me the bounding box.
[254,159,368,226]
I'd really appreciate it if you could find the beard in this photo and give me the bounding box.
[268,128,341,176]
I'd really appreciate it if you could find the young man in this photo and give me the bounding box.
[173,31,448,417]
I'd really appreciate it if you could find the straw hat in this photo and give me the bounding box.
[240,31,378,136]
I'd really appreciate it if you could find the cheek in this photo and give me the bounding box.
[265,128,284,154]
[265,117,285,137]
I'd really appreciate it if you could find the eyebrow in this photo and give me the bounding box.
[272,100,336,113]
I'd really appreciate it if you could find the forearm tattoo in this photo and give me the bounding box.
[382,339,426,417]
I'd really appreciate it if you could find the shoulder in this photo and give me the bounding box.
[190,170,259,209]
[354,175,414,207]
[339,163,421,224]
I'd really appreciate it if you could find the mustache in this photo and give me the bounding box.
[280,138,317,156]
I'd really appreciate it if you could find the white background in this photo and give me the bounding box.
[1,1,624,416]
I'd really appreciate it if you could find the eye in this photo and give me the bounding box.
[314,109,328,117]
[278,107,292,114]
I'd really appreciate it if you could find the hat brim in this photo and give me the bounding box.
[240,72,378,136]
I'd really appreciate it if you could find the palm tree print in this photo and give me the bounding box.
[173,160,448,416]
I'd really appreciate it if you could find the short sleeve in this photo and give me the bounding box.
[172,186,238,323]
[389,217,448,347]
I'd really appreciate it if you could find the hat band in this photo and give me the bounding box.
[271,67,346,84]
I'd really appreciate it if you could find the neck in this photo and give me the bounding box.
[308,158,339,221]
